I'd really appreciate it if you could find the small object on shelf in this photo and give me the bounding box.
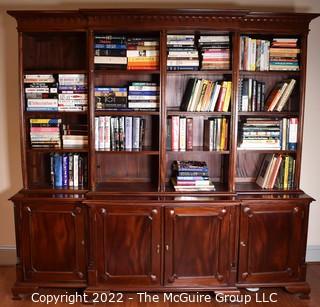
[95,87,128,110]
[127,37,159,70]
[171,160,215,191]
[269,38,300,71]
[167,34,199,71]
[29,118,61,148]
[62,123,88,148]
[199,35,231,70]
[128,82,160,110]
[95,116,145,151]
[180,78,232,112]
[94,34,127,69]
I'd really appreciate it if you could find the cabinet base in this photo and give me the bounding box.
[12,283,39,300]
[285,283,311,299]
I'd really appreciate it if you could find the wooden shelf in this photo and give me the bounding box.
[240,70,300,77]
[165,182,229,194]
[237,148,296,154]
[27,148,89,153]
[24,69,87,74]
[94,68,160,74]
[167,70,232,75]
[95,110,159,116]
[96,148,159,155]
[236,182,301,194]
[167,109,231,117]
[25,111,87,117]
[27,185,88,193]
[238,112,299,117]
[95,182,159,193]
[167,147,230,154]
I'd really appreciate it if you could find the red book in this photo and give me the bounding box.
[171,116,180,151]
[215,82,227,111]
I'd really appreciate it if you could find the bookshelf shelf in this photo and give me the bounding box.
[240,70,301,77]
[25,111,87,117]
[94,69,160,74]
[96,148,159,155]
[95,110,159,116]
[236,182,300,194]
[237,149,296,154]
[167,147,230,154]
[24,69,88,74]
[167,110,231,117]
[95,182,158,193]
[27,148,89,153]
[167,70,232,75]
[238,112,299,117]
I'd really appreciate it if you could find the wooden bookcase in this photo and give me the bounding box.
[8,9,318,299]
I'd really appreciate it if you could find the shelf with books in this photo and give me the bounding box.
[95,110,160,116]
[167,109,231,117]
[24,69,88,75]
[240,71,301,77]
[235,182,300,194]
[165,182,229,194]
[94,68,160,75]
[167,70,232,75]
[27,148,89,153]
[238,112,299,117]
[24,111,88,117]
[237,149,296,154]
[167,146,230,154]
[95,148,159,155]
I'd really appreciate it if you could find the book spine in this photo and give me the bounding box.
[54,154,63,187]
[179,117,187,151]
[125,117,133,150]
[73,154,79,187]
[62,154,69,187]
[171,116,180,151]
[95,117,99,150]
[186,118,193,150]
[288,118,298,150]
[104,116,111,150]
[132,117,140,149]
[68,153,74,187]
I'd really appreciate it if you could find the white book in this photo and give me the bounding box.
[125,117,133,150]
[58,94,88,100]
[99,117,105,149]
[132,117,140,149]
[179,117,186,151]
[104,116,111,150]
[73,154,79,187]
[94,56,127,64]
[128,95,158,101]
[27,99,58,107]
[126,50,159,57]
[95,117,99,150]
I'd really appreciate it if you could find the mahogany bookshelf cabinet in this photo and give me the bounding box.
[8,9,318,299]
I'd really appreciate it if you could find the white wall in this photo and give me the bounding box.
[0,0,319,260]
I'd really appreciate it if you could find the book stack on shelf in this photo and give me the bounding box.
[180,78,232,112]
[256,154,295,189]
[24,74,58,111]
[239,117,298,150]
[269,38,300,71]
[50,153,88,188]
[264,79,297,111]
[58,74,88,111]
[127,37,159,70]
[29,118,61,148]
[171,160,216,192]
[94,34,127,68]
[199,35,231,70]
[203,117,228,151]
[167,34,199,71]
[238,78,266,111]
[167,116,193,151]
[62,124,88,149]
[128,82,160,110]
[240,36,270,71]
[95,87,127,110]
[95,116,145,151]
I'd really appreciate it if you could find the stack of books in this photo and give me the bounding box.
[167,116,193,151]
[171,161,215,192]
[203,117,228,151]
[238,78,266,111]
[269,38,300,71]
[239,117,298,150]
[256,154,295,189]
[24,74,58,111]
[50,153,87,188]
[167,34,199,71]
[199,35,231,70]
[264,79,297,111]
[240,36,270,71]
[180,78,232,112]
[58,74,88,111]
[128,82,160,110]
[95,87,127,110]
[29,118,61,148]
[94,34,127,68]
[95,116,145,151]
[62,124,88,148]
[127,37,159,70]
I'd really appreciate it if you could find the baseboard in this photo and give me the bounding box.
[0,246,16,265]
[306,245,320,262]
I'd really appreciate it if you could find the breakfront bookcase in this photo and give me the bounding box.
[8,9,318,299]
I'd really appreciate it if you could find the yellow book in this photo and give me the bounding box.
[220,118,227,151]
[222,81,232,112]
[196,80,209,112]
[127,56,159,62]
[283,155,290,189]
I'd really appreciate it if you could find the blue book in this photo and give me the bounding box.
[54,154,63,187]
[27,107,58,111]
[95,43,127,49]
[128,91,160,96]
[62,154,69,187]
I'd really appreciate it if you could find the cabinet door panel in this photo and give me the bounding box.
[165,206,235,287]
[238,201,308,284]
[21,202,86,282]
[96,205,161,287]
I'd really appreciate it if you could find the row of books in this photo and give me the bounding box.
[240,37,300,71]
[24,74,88,112]
[94,116,145,151]
[203,117,229,151]
[94,34,159,70]
[180,78,232,112]
[95,82,160,110]
[256,154,295,189]
[171,160,215,191]
[30,119,88,148]
[238,78,266,112]
[167,35,199,71]
[167,116,193,151]
[239,118,298,150]
[199,35,230,70]
[50,153,88,188]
